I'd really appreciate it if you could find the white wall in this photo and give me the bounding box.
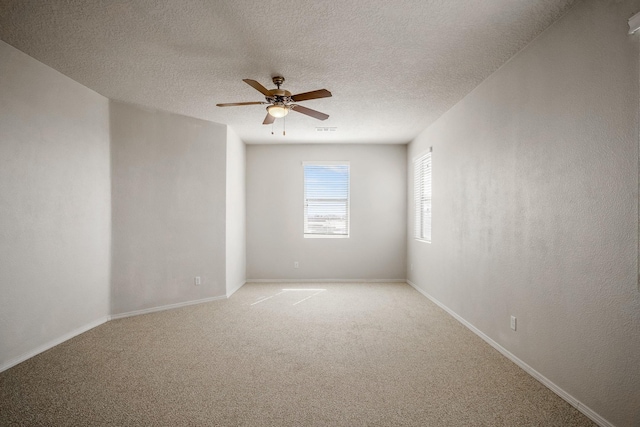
[247,144,407,281]
[110,101,227,315]
[407,0,640,425]
[0,41,111,370]
[225,127,246,296]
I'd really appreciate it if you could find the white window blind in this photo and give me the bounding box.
[303,162,350,238]
[414,151,432,242]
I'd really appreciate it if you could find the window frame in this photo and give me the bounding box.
[303,161,350,239]
[414,149,432,243]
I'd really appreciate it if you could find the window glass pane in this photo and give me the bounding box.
[414,152,431,242]
[304,163,350,237]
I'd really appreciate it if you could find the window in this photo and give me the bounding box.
[303,162,350,238]
[414,150,432,242]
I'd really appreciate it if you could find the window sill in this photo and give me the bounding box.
[304,234,350,239]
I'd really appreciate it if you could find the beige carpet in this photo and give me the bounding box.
[1,282,594,426]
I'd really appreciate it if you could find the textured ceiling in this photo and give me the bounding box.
[0,0,576,144]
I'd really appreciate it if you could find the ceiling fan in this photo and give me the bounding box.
[216,76,332,125]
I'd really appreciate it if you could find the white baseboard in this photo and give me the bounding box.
[110,295,227,320]
[226,280,246,298]
[405,280,613,427]
[0,315,111,373]
[247,278,406,283]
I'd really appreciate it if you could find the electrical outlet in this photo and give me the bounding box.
[195,276,201,286]
[410,263,413,271]
[294,261,299,269]
[510,315,517,331]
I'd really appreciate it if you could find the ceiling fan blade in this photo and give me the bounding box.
[243,79,272,96]
[263,113,276,125]
[292,105,329,121]
[216,101,265,107]
[291,89,332,102]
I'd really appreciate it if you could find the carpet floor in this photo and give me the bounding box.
[0,282,595,426]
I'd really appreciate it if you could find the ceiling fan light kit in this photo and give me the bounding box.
[216,76,332,130]
[267,104,289,118]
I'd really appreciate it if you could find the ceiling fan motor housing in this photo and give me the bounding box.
[268,77,292,102]
[268,89,292,99]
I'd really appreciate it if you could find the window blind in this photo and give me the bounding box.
[303,162,350,237]
[414,151,431,242]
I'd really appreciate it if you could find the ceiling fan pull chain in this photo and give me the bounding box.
[283,114,286,136]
